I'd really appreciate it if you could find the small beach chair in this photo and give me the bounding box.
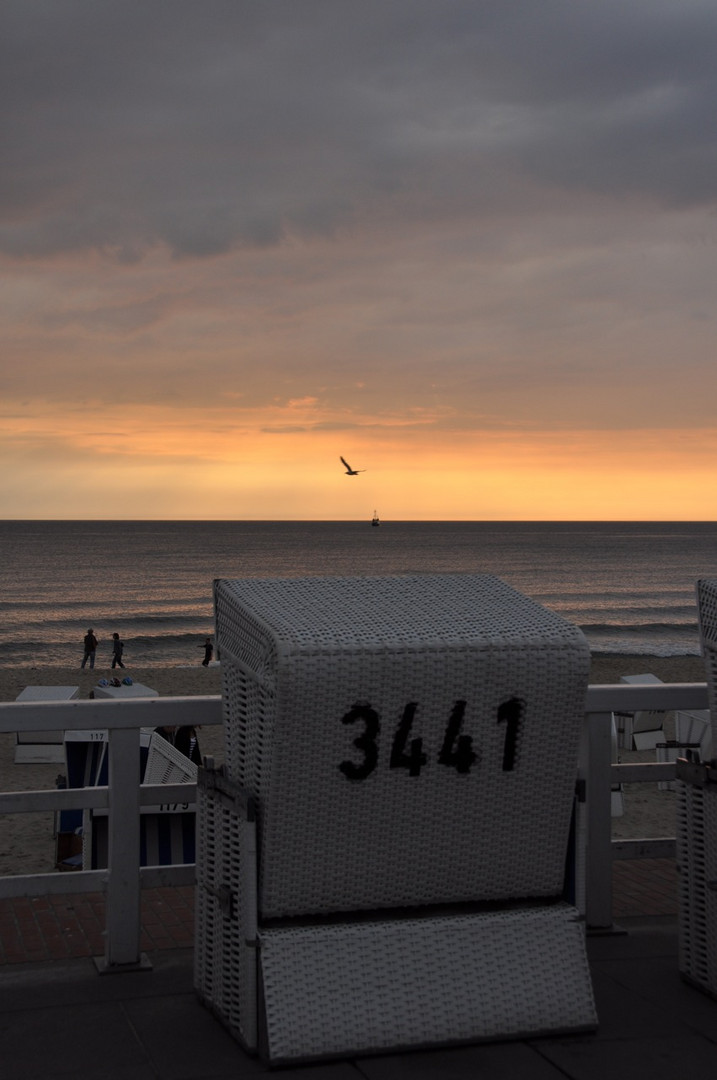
[616,673,666,750]
[144,731,198,785]
[76,729,197,870]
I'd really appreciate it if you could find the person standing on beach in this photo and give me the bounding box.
[81,628,98,669]
[199,637,213,666]
[111,632,125,669]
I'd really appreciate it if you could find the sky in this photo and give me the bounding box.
[2,1,717,521]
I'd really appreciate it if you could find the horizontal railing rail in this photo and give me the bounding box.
[584,683,709,713]
[0,683,711,964]
[0,781,199,814]
[0,695,224,732]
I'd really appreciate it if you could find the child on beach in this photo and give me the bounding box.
[111,632,125,669]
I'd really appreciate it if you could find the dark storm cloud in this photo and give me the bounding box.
[2,0,716,261]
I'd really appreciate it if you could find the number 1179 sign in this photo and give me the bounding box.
[338,697,524,782]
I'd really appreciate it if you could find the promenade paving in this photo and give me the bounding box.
[1,914,715,1080]
[2,860,714,1080]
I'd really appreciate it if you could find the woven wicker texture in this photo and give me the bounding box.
[696,579,717,753]
[258,904,596,1063]
[214,574,590,919]
[194,771,257,1051]
[676,780,717,997]
[144,732,198,785]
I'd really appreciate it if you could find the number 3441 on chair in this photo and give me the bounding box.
[338,697,524,781]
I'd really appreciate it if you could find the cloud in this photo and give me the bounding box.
[2,1,717,522]
[2,2,717,262]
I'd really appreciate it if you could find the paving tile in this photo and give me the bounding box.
[588,968,676,1039]
[359,1042,569,1079]
[0,886,197,965]
[281,1065,363,1080]
[587,919,677,962]
[26,897,50,911]
[40,1068,159,1080]
[535,1031,717,1080]
[0,1000,149,1080]
[592,954,717,1044]
[612,859,678,919]
[0,950,194,1012]
[122,992,269,1079]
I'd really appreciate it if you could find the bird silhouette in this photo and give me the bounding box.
[340,456,365,475]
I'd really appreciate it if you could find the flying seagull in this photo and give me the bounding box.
[340,456,365,476]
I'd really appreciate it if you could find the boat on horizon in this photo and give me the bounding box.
[371,511,380,526]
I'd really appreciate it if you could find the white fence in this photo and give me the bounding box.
[0,683,710,971]
[580,682,709,930]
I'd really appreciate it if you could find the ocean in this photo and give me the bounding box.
[0,520,715,667]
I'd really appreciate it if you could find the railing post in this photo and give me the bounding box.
[96,727,149,972]
[584,711,615,930]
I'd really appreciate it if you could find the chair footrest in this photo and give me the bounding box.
[257,903,596,1064]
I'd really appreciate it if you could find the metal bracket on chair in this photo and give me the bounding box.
[198,763,256,819]
[676,756,717,788]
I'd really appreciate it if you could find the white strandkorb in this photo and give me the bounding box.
[199,573,596,1062]
[144,731,198,785]
[194,764,597,1062]
[696,578,717,752]
[676,758,717,998]
[194,768,258,1052]
[213,573,591,918]
[676,579,717,999]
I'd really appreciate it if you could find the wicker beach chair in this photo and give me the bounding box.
[195,574,597,1063]
[658,702,710,791]
[144,731,198,785]
[616,673,666,750]
[675,709,712,756]
[675,579,717,998]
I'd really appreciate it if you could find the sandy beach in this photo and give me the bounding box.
[0,655,709,877]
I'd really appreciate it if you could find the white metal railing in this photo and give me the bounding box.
[0,695,223,971]
[581,682,709,929]
[0,683,711,967]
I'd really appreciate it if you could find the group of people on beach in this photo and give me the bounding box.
[78,628,209,764]
[80,629,125,670]
[80,629,214,669]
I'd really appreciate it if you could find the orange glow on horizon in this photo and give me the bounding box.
[2,398,716,520]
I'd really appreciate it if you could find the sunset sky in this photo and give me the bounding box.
[3,1,717,520]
